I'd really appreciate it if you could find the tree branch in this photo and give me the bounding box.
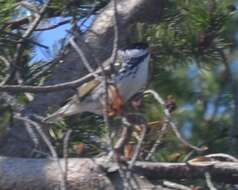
[131,161,238,184]
[0,157,237,190]
[0,73,94,93]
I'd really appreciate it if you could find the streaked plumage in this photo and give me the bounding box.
[45,43,150,122]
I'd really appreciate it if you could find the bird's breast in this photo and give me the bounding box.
[116,56,149,101]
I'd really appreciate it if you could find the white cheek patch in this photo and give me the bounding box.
[124,49,148,58]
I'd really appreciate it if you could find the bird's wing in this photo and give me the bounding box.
[60,78,101,105]
[44,79,101,123]
[77,79,101,100]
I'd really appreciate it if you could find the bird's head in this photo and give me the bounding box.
[117,43,150,71]
[120,42,150,60]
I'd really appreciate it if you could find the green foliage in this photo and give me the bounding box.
[146,0,236,67]
[49,113,106,157]
[0,0,17,27]
[47,0,109,17]
[141,0,238,163]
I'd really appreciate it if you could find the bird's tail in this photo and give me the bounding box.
[44,101,80,123]
[44,111,65,123]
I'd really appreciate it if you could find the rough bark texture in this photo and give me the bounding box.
[132,161,238,184]
[0,157,237,190]
[0,0,165,157]
[0,158,113,190]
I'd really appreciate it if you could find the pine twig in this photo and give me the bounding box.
[144,89,206,152]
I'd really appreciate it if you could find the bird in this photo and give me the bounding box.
[44,43,150,123]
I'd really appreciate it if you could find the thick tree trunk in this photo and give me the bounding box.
[0,158,113,190]
[0,0,165,157]
[0,157,237,190]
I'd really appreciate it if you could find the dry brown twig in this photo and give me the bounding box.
[187,153,238,167]
[205,153,238,162]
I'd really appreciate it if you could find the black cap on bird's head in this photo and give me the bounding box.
[116,42,150,70]
[123,42,149,50]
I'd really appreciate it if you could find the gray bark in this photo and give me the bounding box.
[0,0,165,157]
[0,158,113,190]
[0,157,238,190]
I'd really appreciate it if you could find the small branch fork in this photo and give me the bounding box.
[0,73,95,93]
[144,89,206,152]
[68,38,97,76]
[5,0,53,85]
